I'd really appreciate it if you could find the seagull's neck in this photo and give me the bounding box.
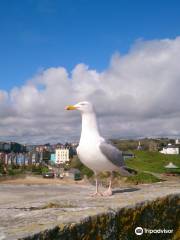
[79,112,100,144]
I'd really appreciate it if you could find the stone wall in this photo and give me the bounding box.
[23,193,180,240]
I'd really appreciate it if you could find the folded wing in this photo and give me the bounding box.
[99,141,125,168]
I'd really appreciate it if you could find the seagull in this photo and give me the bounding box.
[65,101,131,196]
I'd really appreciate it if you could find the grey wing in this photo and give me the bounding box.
[99,141,125,168]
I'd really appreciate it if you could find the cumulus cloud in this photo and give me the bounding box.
[1,37,180,143]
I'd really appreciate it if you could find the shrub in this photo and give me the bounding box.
[31,165,43,174]
[70,156,94,178]
[41,166,49,174]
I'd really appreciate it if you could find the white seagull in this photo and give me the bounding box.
[65,101,130,196]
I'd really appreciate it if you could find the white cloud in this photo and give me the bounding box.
[1,37,180,143]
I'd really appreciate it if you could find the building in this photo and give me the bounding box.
[35,145,46,152]
[160,143,179,155]
[2,142,11,152]
[148,140,158,152]
[0,153,5,164]
[0,142,26,153]
[122,152,135,160]
[16,153,25,165]
[55,148,69,164]
[25,145,35,152]
[31,151,40,164]
[137,141,142,150]
[50,153,56,164]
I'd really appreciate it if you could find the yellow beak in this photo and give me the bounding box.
[65,105,77,110]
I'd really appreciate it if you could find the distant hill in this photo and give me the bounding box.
[126,150,180,173]
[112,138,175,152]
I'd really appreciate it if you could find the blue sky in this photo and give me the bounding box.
[0,0,180,91]
[1,0,180,142]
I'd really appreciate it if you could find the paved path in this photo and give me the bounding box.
[0,180,179,240]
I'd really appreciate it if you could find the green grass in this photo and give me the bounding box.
[126,172,161,184]
[7,168,24,176]
[0,164,49,176]
[126,150,180,174]
[71,150,180,184]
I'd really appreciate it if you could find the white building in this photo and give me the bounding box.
[160,143,179,155]
[55,148,69,164]
[137,141,142,150]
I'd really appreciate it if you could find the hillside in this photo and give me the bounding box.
[126,150,180,173]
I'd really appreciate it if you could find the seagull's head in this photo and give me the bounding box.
[65,101,94,113]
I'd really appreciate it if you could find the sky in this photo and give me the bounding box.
[0,0,180,143]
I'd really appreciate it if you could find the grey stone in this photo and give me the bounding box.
[0,181,179,239]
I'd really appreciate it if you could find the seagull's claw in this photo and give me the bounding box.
[90,191,103,197]
[102,188,113,197]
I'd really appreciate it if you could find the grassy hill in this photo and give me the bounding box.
[126,150,180,173]
[70,150,180,184]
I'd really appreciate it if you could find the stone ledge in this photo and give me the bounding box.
[0,181,179,240]
[21,193,180,240]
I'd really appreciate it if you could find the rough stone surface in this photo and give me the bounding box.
[0,180,179,240]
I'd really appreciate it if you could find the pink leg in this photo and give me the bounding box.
[90,177,102,196]
[103,173,113,196]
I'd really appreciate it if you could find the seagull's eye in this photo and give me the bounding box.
[81,103,86,106]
